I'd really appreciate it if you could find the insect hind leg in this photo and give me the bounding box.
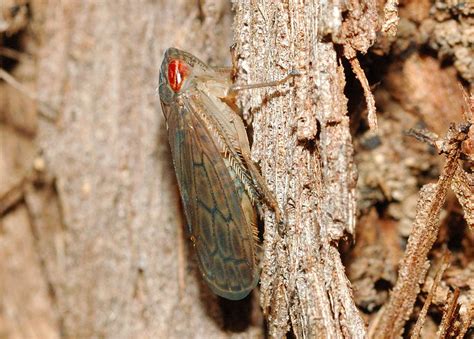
[229,70,300,94]
[240,150,283,226]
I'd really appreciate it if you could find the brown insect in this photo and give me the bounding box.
[158,48,288,300]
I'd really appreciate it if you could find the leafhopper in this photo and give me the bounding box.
[158,48,285,300]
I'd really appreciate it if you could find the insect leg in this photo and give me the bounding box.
[212,43,238,80]
[239,150,283,225]
[213,67,233,74]
[229,70,300,93]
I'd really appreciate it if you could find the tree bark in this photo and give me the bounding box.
[1,0,369,337]
[4,0,470,338]
[35,1,253,337]
[2,0,266,337]
[232,1,370,337]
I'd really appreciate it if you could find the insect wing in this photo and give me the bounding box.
[162,93,259,300]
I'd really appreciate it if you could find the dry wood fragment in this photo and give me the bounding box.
[337,0,379,132]
[0,68,58,121]
[0,46,31,61]
[349,56,377,131]
[451,168,474,229]
[382,0,400,37]
[456,303,473,339]
[0,177,26,215]
[437,288,460,338]
[410,250,450,339]
[370,123,469,338]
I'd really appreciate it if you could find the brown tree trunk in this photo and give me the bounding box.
[232,1,369,337]
[2,0,472,338]
[2,0,264,337]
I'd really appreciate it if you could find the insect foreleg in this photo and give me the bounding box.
[211,44,239,79]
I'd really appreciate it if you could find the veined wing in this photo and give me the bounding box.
[164,92,259,300]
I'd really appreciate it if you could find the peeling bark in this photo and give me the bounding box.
[233,1,367,337]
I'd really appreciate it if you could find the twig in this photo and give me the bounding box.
[451,167,474,229]
[0,68,58,122]
[0,177,27,216]
[410,250,451,339]
[349,57,377,131]
[406,128,439,148]
[457,303,473,339]
[370,124,468,338]
[0,47,33,61]
[437,288,460,338]
[381,0,399,37]
[459,85,473,123]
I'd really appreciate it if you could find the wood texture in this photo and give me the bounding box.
[2,0,265,337]
[3,0,471,337]
[232,1,368,337]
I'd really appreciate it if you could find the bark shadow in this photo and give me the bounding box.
[217,295,255,332]
[195,276,257,333]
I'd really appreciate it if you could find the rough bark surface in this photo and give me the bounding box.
[2,0,473,338]
[232,1,367,337]
[36,1,256,337]
[2,0,266,338]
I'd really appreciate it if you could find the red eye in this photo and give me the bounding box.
[168,59,190,92]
